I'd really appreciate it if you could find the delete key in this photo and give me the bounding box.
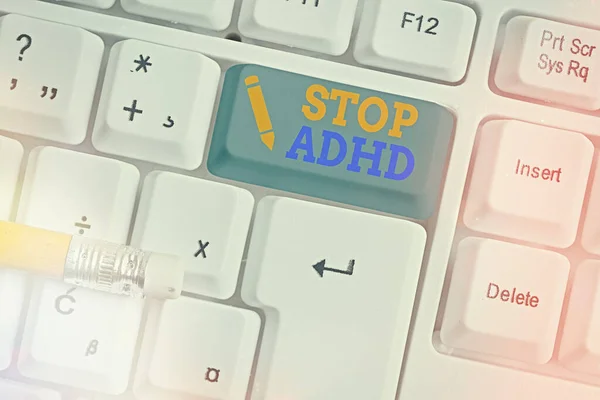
[495,16,600,110]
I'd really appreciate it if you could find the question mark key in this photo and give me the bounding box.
[0,14,104,144]
[16,33,32,61]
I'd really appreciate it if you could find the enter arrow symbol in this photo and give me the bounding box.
[312,259,355,278]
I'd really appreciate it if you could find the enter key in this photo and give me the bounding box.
[207,64,455,220]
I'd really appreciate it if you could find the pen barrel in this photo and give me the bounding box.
[245,75,273,133]
[64,236,148,297]
[0,221,71,276]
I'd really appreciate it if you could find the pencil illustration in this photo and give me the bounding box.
[245,75,275,150]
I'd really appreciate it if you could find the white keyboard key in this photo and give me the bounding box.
[354,0,476,82]
[440,237,569,364]
[16,146,139,241]
[238,0,358,56]
[559,260,600,374]
[18,280,143,394]
[121,0,235,31]
[581,157,600,255]
[462,119,593,248]
[0,271,26,371]
[133,297,260,400]
[60,0,116,8]
[92,39,220,170]
[0,136,23,219]
[242,196,426,400]
[0,378,61,399]
[0,14,103,144]
[496,16,600,110]
[131,172,253,299]
[14,147,141,394]
[0,137,26,372]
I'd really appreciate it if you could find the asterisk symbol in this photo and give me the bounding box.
[133,54,152,73]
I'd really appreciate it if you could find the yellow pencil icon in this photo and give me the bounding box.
[245,75,275,151]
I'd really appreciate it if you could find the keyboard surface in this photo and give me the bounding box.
[1,0,600,399]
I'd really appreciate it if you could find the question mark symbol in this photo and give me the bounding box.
[16,34,32,61]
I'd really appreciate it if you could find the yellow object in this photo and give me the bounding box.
[300,83,420,138]
[245,75,275,150]
[0,220,184,299]
[0,221,70,276]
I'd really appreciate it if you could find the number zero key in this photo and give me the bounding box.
[207,64,455,220]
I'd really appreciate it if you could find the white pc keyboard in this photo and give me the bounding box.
[1,0,600,399]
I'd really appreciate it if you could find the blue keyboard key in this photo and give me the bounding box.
[207,64,455,219]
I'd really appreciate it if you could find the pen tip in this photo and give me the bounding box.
[261,132,275,151]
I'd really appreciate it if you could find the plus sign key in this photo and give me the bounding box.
[92,40,220,169]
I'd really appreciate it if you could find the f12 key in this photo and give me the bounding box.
[355,0,477,82]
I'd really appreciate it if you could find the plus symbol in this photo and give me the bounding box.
[123,100,143,122]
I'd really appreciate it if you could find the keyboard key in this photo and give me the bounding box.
[59,0,116,8]
[238,0,358,55]
[133,297,260,400]
[559,260,600,374]
[0,136,23,219]
[14,147,141,394]
[18,280,143,394]
[0,271,26,371]
[130,172,254,299]
[16,146,139,241]
[354,0,476,82]
[581,156,600,255]
[462,119,593,247]
[0,14,103,144]
[121,0,235,31]
[0,378,61,399]
[92,39,220,169]
[242,196,426,400]
[495,16,600,110]
[207,64,454,220]
[0,137,26,373]
[440,237,569,364]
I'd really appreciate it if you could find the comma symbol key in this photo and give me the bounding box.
[9,78,17,90]
[41,86,58,100]
[0,15,104,145]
